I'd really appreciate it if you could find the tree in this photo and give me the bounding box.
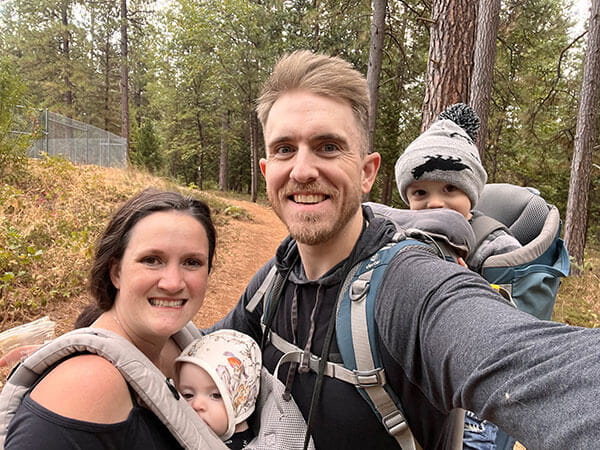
[565,0,600,274]
[367,0,387,154]
[421,0,478,130]
[130,118,161,172]
[469,0,501,158]
[120,0,130,153]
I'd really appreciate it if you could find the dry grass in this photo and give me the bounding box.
[553,247,600,327]
[0,156,231,329]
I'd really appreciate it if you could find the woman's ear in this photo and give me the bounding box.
[109,259,121,290]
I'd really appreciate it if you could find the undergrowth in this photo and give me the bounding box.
[0,155,244,328]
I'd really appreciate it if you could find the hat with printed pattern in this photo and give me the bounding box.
[394,103,487,209]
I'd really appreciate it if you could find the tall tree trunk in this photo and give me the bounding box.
[195,114,205,189]
[104,34,111,132]
[421,0,478,130]
[219,110,230,191]
[250,108,260,203]
[60,0,73,122]
[120,0,130,155]
[469,0,501,161]
[367,0,387,154]
[565,0,600,275]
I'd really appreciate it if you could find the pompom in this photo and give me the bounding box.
[438,103,480,141]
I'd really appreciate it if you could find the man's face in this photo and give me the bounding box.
[259,89,379,246]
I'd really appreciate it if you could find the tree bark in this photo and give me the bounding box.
[250,108,260,203]
[469,0,501,161]
[421,0,478,131]
[120,0,130,155]
[367,0,387,154]
[219,110,230,191]
[60,0,73,111]
[565,0,600,275]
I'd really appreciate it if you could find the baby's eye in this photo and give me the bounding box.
[444,184,459,193]
[181,392,194,401]
[410,189,426,197]
[210,392,223,401]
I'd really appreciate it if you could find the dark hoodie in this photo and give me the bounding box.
[211,206,600,449]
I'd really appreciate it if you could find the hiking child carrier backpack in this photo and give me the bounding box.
[0,325,315,450]
[472,183,570,320]
[247,206,476,450]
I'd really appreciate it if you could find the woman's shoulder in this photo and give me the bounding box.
[30,353,133,423]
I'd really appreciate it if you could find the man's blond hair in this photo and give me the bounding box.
[256,50,369,154]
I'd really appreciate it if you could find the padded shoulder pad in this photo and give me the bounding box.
[0,327,227,450]
[365,202,475,257]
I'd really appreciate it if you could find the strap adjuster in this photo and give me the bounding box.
[382,410,409,436]
[353,367,386,388]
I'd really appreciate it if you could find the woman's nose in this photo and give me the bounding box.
[157,264,185,292]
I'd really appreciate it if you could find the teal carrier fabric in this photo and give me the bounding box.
[473,183,570,320]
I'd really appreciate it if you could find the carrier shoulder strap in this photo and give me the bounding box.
[0,324,227,450]
[249,232,463,449]
[470,214,510,253]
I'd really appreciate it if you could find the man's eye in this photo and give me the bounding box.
[321,143,339,153]
[275,145,294,155]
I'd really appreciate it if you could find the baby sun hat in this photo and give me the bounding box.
[394,103,487,209]
[175,329,262,441]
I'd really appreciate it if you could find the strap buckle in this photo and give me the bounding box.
[382,410,409,436]
[353,367,386,388]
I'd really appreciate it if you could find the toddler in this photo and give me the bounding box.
[394,103,521,274]
[394,103,522,449]
[176,329,261,450]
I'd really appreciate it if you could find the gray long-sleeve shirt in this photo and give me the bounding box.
[211,207,600,449]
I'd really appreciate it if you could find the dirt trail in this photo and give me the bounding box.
[193,196,287,328]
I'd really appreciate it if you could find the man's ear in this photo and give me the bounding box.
[259,158,267,177]
[361,152,381,194]
[109,259,121,290]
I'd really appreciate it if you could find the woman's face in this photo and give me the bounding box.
[109,210,210,339]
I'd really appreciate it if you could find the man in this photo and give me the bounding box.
[210,50,600,449]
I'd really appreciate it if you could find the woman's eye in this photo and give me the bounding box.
[141,256,161,265]
[184,258,204,268]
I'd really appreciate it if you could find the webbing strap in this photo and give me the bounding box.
[246,265,278,313]
[345,242,420,450]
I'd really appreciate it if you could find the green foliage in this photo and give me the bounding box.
[0,57,31,183]
[130,119,162,172]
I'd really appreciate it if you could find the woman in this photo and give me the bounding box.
[5,188,217,449]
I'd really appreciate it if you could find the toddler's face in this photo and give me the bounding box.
[406,180,472,219]
[178,363,228,436]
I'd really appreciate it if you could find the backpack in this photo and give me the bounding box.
[0,325,314,450]
[246,207,474,450]
[472,183,570,320]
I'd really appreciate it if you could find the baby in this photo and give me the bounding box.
[176,329,261,450]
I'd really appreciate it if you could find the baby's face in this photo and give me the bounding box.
[178,363,228,436]
[406,180,472,219]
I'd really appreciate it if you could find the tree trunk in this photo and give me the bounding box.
[469,0,501,161]
[60,0,73,112]
[219,110,230,191]
[367,0,387,154]
[421,0,478,131]
[250,108,260,203]
[565,0,600,275]
[120,0,130,155]
[195,114,205,189]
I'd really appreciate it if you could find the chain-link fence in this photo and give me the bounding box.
[28,110,127,169]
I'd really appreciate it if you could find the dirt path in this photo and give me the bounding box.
[193,196,287,328]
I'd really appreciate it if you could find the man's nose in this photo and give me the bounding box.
[289,147,318,183]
